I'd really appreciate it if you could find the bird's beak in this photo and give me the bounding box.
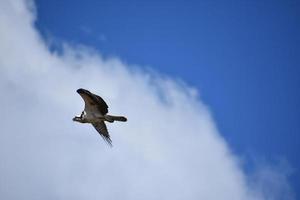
[73,116,81,122]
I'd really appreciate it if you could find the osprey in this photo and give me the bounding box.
[73,88,127,146]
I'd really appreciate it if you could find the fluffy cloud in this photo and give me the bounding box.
[0,0,293,199]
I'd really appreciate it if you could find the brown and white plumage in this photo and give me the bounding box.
[73,88,127,146]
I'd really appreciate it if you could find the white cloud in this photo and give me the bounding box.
[0,0,294,199]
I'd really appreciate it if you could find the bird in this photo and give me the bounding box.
[73,88,127,146]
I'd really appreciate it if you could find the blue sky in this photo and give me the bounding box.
[0,0,299,199]
[35,0,299,193]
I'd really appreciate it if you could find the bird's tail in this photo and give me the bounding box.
[104,115,127,122]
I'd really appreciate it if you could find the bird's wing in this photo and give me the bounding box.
[92,122,112,146]
[77,89,108,115]
[92,94,108,114]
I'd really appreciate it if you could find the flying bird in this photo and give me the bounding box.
[73,88,127,146]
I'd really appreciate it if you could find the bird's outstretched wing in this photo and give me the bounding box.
[92,122,112,146]
[77,88,108,115]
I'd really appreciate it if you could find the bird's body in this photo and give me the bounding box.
[73,88,127,145]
